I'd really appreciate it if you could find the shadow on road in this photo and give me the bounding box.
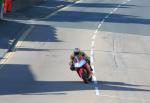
[0,64,149,95]
[4,0,75,19]
[24,25,62,42]
[0,21,61,58]
[73,3,136,8]
[4,0,142,24]
[46,11,150,25]
[98,81,150,91]
[0,20,27,49]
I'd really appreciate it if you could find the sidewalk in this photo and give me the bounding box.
[0,0,78,60]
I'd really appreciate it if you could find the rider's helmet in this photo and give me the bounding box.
[74,48,80,56]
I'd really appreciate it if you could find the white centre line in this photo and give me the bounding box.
[105,15,109,19]
[110,11,114,14]
[101,19,105,24]
[95,87,100,95]
[94,29,98,33]
[90,0,131,95]
[122,1,127,4]
[91,41,95,47]
[90,54,94,64]
[117,4,122,8]
[98,24,102,29]
[92,34,96,40]
[113,8,118,12]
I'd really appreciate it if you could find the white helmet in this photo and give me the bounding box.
[74,48,80,55]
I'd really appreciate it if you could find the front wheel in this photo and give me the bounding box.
[82,70,92,84]
[83,77,92,84]
[83,79,88,84]
[88,76,93,82]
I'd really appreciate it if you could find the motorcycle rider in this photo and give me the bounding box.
[69,48,93,76]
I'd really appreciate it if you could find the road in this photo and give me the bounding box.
[0,0,150,103]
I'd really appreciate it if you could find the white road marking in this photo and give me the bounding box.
[113,8,118,12]
[91,41,95,47]
[105,15,109,19]
[110,11,114,14]
[117,4,121,8]
[90,50,94,56]
[90,55,94,64]
[101,19,105,24]
[94,29,98,33]
[91,27,99,95]
[98,23,102,29]
[92,34,96,40]
[95,87,100,95]
[90,0,131,95]
[122,1,127,4]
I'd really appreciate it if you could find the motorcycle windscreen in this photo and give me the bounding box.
[74,60,86,68]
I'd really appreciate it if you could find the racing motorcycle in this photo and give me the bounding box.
[73,56,92,83]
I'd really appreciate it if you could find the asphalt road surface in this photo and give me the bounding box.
[0,0,150,103]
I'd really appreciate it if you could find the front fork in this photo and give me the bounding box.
[76,67,92,80]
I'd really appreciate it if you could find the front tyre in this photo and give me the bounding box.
[88,76,93,82]
[82,70,90,84]
[83,79,88,84]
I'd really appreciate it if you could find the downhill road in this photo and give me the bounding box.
[0,0,150,103]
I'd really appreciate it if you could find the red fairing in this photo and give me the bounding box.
[76,68,83,78]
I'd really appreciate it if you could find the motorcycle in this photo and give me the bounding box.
[73,56,93,83]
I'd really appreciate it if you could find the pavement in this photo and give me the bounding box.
[0,0,78,60]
